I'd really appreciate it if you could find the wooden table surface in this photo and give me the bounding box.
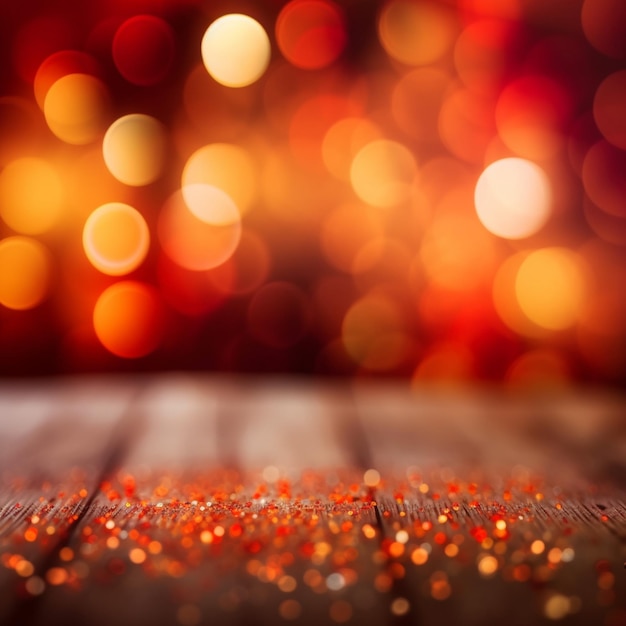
[0,375,625,626]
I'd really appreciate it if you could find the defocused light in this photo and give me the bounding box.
[581,0,626,59]
[515,248,586,331]
[474,158,551,239]
[201,14,270,88]
[583,198,626,247]
[593,70,626,150]
[495,76,571,159]
[43,73,109,144]
[0,97,43,168]
[93,281,163,358]
[112,15,175,86]
[0,237,52,310]
[439,87,495,163]
[103,114,166,187]
[181,184,240,226]
[413,342,474,383]
[182,143,257,217]
[247,281,310,348]
[34,51,100,109]
[321,203,383,273]
[157,253,226,317]
[208,230,271,295]
[454,19,515,95]
[505,349,570,387]
[290,94,361,169]
[391,68,449,141]
[582,141,626,218]
[66,147,133,220]
[276,0,347,70]
[322,117,381,181]
[350,139,417,208]
[0,157,64,234]
[342,293,410,371]
[459,0,521,19]
[13,15,75,84]
[493,251,545,337]
[158,190,241,271]
[379,0,457,66]
[83,203,150,276]
[421,199,497,292]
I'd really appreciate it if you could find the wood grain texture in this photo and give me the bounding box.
[1,375,625,626]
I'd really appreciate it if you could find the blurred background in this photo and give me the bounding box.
[0,0,624,387]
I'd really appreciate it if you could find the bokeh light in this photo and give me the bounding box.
[581,0,626,59]
[0,157,65,234]
[515,248,587,331]
[83,203,150,276]
[201,14,271,88]
[182,144,257,217]
[43,73,110,145]
[350,140,417,208]
[34,51,101,110]
[103,114,167,186]
[342,293,411,371]
[93,281,163,358]
[208,230,271,296]
[474,158,552,239]
[582,141,626,218]
[378,0,457,66]
[0,0,623,384]
[181,185,240,226]
[322,118,381,181]
[0,237,52,310]
[276,0,347,70]
[495,76,571,159]
[112,15,175,86]
[593,71,626,150]
[158,190,241,271]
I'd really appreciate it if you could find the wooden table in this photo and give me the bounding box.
[1,375,625,626]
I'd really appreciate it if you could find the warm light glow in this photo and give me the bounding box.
[593,70,626,150]
[208,230,271,295]
[0,157,65,234]
[474,158,551,239]
[492,251,545,338]
[103,114,167,186]
[182,143,257,217]
[83,203,150,276]
[581,0,626,59]
[0,237,52,310]
[276,0,347,70]
[321,203,383,273]
[378,0,457,66]
[350,139,417,208]
[495,76,570,160]
[158,190,241,271]
[342,293,410,370]
[93,281,163,358]
[34,51,100,110]
[321,117,381,181]
[421,198,497,292]
[582,141,626,218]
[477,555,498,576]
[43,73,109,144]
[515,248,587,331]
[112,15,175,86]
[201,14,270,88]
[181,184,240,226]
[391,68,449,142]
